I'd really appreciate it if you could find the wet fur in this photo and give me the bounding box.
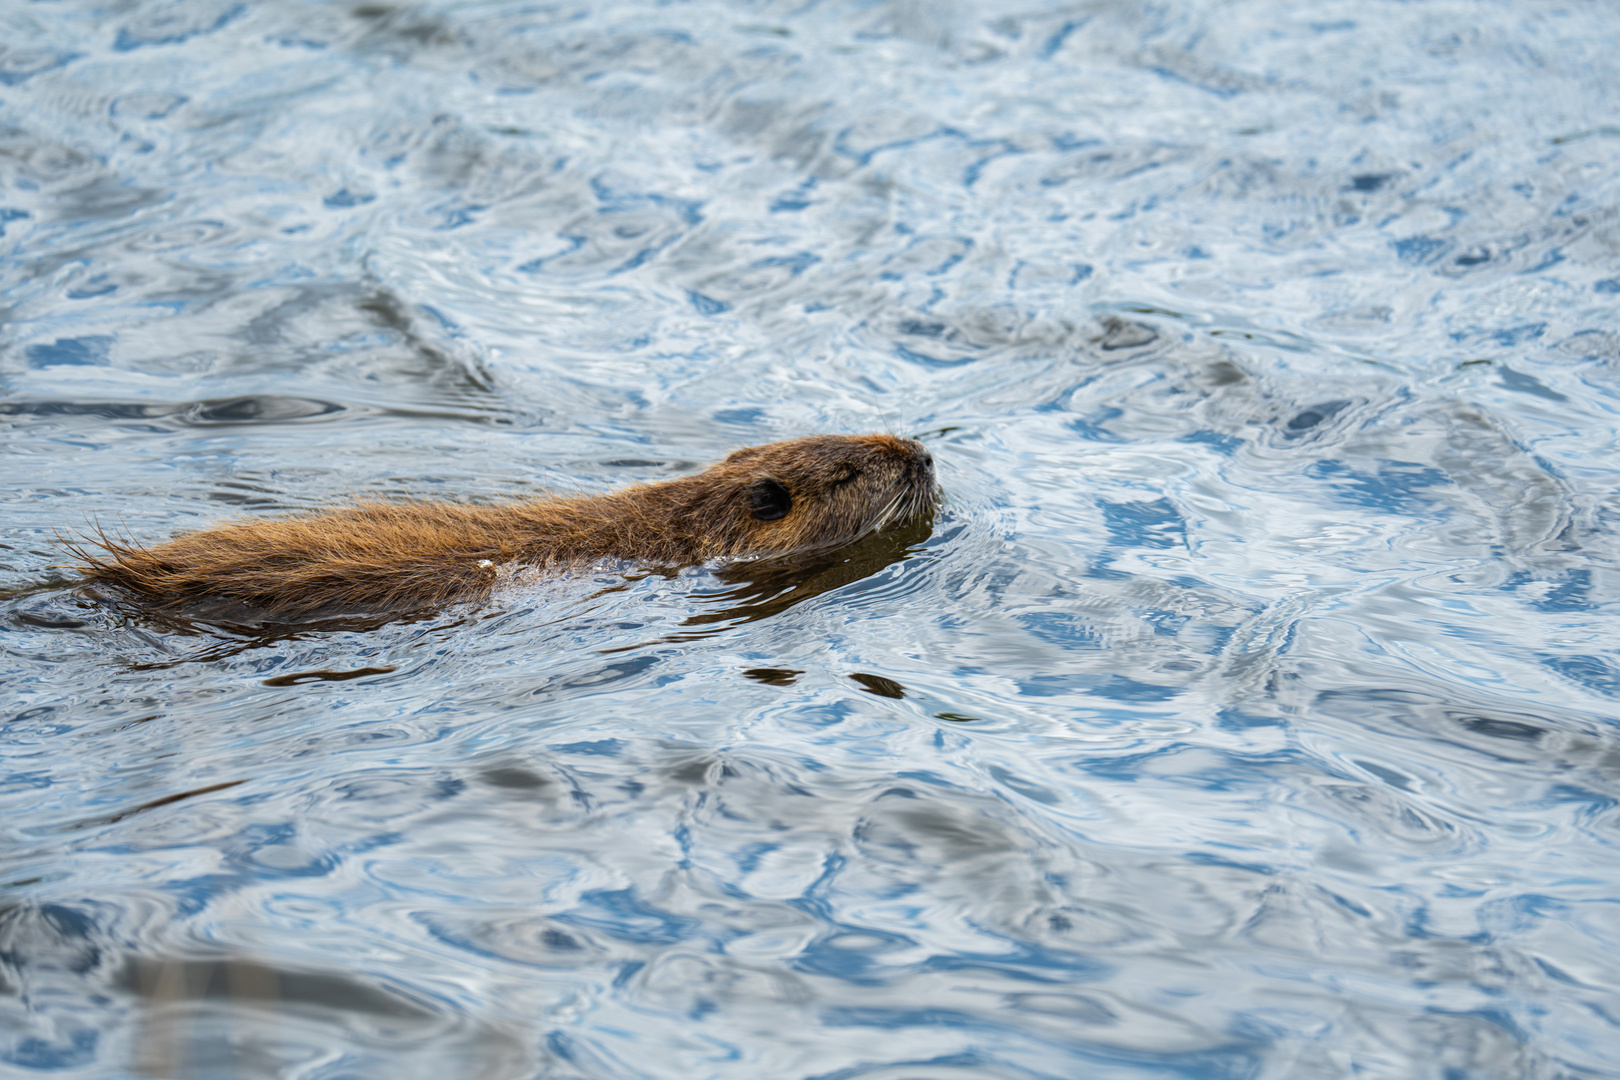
[68,434,937,619]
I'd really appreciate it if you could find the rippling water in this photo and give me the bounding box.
[4,1,1620,1077]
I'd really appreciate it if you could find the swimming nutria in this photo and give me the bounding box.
[69,434,938,620]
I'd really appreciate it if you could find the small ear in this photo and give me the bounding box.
[748,478,792,521]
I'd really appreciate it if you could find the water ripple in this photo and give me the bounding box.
[4,0,1620,1077]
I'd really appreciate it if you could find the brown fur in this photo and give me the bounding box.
[68,434,938,619]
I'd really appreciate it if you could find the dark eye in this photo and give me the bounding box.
[832,468,861,488]
[748,478,792,521]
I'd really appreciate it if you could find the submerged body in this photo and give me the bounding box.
[72,434,938,619]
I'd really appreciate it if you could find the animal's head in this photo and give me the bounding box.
[701,434,938,555]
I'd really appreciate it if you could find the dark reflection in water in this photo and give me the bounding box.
[0,899,527,1078]
[260,665,398,687]
[682,513,937,629]
[849,672,906,699]
[4,0,1620,1077]
[742,667,804,686]
[74,592,450,669]
[119,957,530,1080]
[73,780,248,830]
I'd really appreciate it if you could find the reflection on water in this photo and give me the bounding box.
[4,0,1620,1077]
[682,513,938,629]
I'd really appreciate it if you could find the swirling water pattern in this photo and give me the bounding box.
[3,1,1620,1077]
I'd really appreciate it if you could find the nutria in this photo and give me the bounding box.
[68,434,938,620]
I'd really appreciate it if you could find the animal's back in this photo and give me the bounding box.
[74,502,528,617]
[70,434,939,620]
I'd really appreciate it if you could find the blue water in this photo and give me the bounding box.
[4,1,1620,1077]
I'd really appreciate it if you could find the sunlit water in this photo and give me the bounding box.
[3,1,1620,1077]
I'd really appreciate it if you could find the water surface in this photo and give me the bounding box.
[4,1,1620,1077]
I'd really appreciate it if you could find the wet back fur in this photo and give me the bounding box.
[70,434,937,619]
